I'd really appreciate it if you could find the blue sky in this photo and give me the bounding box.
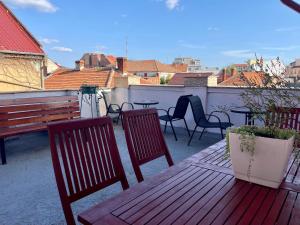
[3,0,300,68]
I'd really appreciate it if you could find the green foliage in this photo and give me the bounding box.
[160,74,172,84]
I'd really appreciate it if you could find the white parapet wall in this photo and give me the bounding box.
[109,85,300,134]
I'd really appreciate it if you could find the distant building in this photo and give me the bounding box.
[173,57,201,72]
[286,59,300,84]
[218,71,265,87]
[0,2,45,92]
[46,58,60,75]
[44,60,116,90]
[80,53,116,69]
[117,57,182,81]
[232,63,250,73]
[168,72,217,86]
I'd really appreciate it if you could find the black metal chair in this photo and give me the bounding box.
[98,90,134,125]
[187,95,232,145]
[158,95,192,141]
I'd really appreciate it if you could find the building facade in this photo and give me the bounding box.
[0,2,45,92]
[173,57,201,72]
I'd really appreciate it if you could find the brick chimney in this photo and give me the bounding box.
[75,60,84,70]
[117,57,128,74]
[223,68,228,81]
[231,67,237,76]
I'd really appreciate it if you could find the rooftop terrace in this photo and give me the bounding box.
[0,124,220,225]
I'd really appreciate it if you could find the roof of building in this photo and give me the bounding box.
[168,72,214,85]
[233,64,248,67]
[219,72,265,87]
[0,2,44,55]
[44,68,116,90]
[127,60,178,73]
[106,55,117,65]
[171,63,188,73]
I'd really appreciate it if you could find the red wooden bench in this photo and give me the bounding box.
[0,95,80,164]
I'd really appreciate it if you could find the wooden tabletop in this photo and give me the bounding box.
[78,141,300,225]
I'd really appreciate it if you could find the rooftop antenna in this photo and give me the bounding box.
[125,36,128,58]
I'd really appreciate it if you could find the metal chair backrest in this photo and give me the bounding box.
[266,107,300,131]
[122,108,174,182]
[48,117,129,225]
[172,94,193,119]
[100,91,110,111]
[188,95,207,124]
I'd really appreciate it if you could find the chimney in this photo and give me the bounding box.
[117,57,128,74]
[223,68,228,81]
[75,60,84,70]
[231,67,237,77]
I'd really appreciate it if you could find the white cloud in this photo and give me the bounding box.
[275,27,300,32]
[52,46,72,52]
[178,40,205,49]
[39,38,59,44]
[95,45,108,53]
[3,0,58,12]
[208,27,220,31]
[121,14,127,18]
[261,45,300,51]
[165,0,180,10]
[221,50,255,58]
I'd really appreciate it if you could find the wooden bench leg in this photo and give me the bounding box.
[0,138,6,165]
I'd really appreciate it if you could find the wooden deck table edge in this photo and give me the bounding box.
[78,140,300,225]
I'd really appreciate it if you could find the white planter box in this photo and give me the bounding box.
[229,132,295,188]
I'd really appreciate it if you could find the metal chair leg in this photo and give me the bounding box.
[170,121,178,141]
[164,121,168,133]
[198,128,206,140]
[188,125,198,146]
[183,118,190,136]
[220,128,224,139]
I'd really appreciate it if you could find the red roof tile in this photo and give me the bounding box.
[45,68,116,90]
[219,72,265,87]
[0,2,44,54]
[168,72,213,85]
[127,60,178,73]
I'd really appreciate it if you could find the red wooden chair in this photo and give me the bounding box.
[47,117,129,225]
[266,107,300,147]
[122,108,174,182]
[266,107,300,131]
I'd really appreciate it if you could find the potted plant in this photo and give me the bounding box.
[226,57,299,188]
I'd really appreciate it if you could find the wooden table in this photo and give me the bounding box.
[78,141,300,225]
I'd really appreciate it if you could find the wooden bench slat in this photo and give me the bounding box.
[0,101,78,113]
[0,95,78,106]
[0,112,80,127]
[0,107,79,121]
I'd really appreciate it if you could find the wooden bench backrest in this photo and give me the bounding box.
[0,96,80,129]
[266,107,300,131]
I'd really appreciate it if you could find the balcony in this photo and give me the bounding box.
[0,85,299,224]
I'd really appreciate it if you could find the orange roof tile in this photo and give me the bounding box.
[127,60,178,73]
[45,68,116,90]
[219,72,265,87]
[168,72,213,85]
